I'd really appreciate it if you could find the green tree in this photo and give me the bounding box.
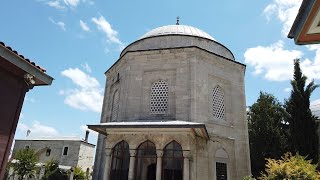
[248,92,289,177]
[69,167,86,180]
[286,59,319,163]
[12,148,38,180]
[259,153,320,180]
[42,159,67,180]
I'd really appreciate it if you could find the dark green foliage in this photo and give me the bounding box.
[248,92,289,177]
[11,148,38,180]
[286,59,319,163]
[42,159,68,180]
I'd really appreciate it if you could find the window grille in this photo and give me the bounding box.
[162,141,183,180]
[216,162,227,180]
[150,80,168,114]
[212,86,225,120]
[110,141,130,180]
[111,90,119,121]
[135,141,157,180]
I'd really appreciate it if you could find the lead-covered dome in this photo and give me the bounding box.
[120,24,234,60]
[139,25,215,41]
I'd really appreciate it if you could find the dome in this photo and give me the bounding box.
[120,24,235,60]
[139,25,215,41]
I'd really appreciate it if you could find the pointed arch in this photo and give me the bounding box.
[162,141,183,180]
[111,90,120,122]
[215,148,228,159]
[150,80,169,114]
[135,140,157,180]
[212,86,225,120]
[110,140,130,180]
[215,148,228,180]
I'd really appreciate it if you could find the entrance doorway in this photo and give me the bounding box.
[147,163,156,179]
[135,141,157,180]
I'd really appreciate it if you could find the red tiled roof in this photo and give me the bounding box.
[0,41,47,73]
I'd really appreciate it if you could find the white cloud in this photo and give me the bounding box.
[104,47,110,54]
[263,0,302,36]
[306,45,320,64]
[49,17,66,31]
[63,0,80,7]
[246,0,320,81]
[45,0,93,9]
[25,96,36,103]
[311,99,320,118]
[92,16,123,45]
[61,66,103,112]
[81,62,92,72]
[284,87,291,92]
[47,1,66,9]
[80,20,90,32]
[244,40,320,81]
[17,121,59,137]
[82,0,94,5]
[61,68,99,89]
[244,40,302,81]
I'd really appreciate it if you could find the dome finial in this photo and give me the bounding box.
[176,16,180,25]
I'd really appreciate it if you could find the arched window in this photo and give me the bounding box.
[135,140,157,180]
[150,80,169,114]
[212,86,225,120]
[215,148,228,180]
[162,141,183,180]
[110,141,130,180]
[111,90,119,122]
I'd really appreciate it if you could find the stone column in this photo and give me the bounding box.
[39,165,45,180]
[183,151,191,180]
[128,149,136,180]
[69,167,74,180]
[156,150,163,180]
[103,149,112,180]
[8,167,14,180]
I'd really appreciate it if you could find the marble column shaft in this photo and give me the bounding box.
[103,149,112,180]
[156,150,163,180]
[128,150,136,180]
[183,151,190,180]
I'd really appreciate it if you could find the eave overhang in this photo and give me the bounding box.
[0,43,53,86]
[288,0,320,45]
[88,121,209,140]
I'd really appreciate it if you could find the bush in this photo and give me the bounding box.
[259,153,320,180]
[68,166,86,180]
[243,175,256,180]
[42,159,67,180]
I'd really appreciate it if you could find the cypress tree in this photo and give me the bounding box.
[248,92,289,177]
[286,59,319,163]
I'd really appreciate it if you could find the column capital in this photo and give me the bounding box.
[129,149,136,157]
[156,149,163,158]
[183,150,191,158]
[105,148,112,156]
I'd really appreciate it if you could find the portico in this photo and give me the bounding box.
[88,121,208,180]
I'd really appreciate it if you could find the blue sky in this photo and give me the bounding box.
[1,0,319,144]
